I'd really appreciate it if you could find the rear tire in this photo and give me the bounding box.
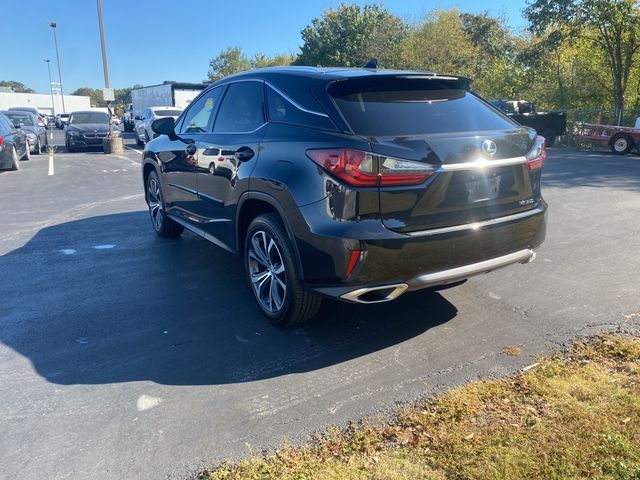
[34,138,41,155]
[245,213,322,326]
[611,134,633,155]
[541,129,556,147]
[136,130,144,146]
[146,170,184,238]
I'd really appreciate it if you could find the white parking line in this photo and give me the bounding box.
[48,154,54,176]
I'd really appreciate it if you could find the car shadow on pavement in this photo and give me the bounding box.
[0,211,457,386]
[543,149,640,191]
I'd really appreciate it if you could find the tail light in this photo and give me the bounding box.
[306,148,435,187]
[0,135,4,147]
[526,136,546,170]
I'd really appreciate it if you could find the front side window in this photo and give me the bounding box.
[214,82,264,133]
[179,87,223,134]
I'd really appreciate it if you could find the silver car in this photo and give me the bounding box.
[1,111,47,154]
[134,106,182,146]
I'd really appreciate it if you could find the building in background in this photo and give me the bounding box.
[0,92,90,115]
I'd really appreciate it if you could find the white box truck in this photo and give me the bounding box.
[123,82,208,132]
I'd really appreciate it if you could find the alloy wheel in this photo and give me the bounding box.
[147,176,163,231]
[247,230,287,314]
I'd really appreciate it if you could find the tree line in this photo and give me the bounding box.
[207,1,640,125]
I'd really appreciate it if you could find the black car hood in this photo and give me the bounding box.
[68,124,110,133]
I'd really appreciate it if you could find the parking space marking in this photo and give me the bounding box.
[137,395,162,412]
[48,154,54,176]
[93,244,115,250]
[59,249,76,255]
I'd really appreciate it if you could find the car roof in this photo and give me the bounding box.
[217,66,468,83]
[70,110,109,114]
[150,106,180,111]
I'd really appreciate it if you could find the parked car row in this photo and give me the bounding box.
[0,111,32,170]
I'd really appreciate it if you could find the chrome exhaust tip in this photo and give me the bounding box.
[340,283,409,304]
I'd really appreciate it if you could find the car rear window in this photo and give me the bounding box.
[5,113,34,126]
[329,77,517,137]
[154,109,182,117]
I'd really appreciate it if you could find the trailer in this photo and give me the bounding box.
[575,122,640,155]
[123,81,208,132]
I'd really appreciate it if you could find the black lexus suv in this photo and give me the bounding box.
[142,67,547,326]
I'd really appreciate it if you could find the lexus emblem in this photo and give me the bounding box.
[482,140,497,156]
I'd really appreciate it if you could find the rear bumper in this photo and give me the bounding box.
[298,200,547,302]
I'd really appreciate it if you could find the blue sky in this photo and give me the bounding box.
[3,0,529,94]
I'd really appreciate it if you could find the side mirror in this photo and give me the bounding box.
[151,117,177,140]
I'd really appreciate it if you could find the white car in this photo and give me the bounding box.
[134,106,182,146]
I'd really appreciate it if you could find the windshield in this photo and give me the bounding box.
[69,112,109,124]
[330,77,517,137]
[4,112,34,126]
[153,109,182,117]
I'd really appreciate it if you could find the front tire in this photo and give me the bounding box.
[21,141,30,160]
[611,134,633,155]
[146,170,184,237]
[245,213,321,326]
[10,147,20,171]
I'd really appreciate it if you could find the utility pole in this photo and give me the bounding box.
[48,21,66,113]
[96,0,114,135]
[44,59,56,116]
[96,0,122,153]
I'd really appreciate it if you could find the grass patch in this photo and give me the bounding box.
[200,334,640,480]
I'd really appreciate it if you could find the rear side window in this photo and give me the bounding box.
[330,77,517,137]
[266,86,334,130]
[214,82,264,133]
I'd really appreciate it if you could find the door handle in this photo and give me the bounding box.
[185,143,197,156]
[234,146,255,162]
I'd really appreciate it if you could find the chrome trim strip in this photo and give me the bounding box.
[167,183,198,196]
[265,81,330,118]
[167,214,235,253]
[340,283,408,304]
[411,249,535,288]
[406,204,545,237]
[438,156,527,171]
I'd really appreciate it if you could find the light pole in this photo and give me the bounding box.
[96,0,113,135]
[44,59,55,116]
[48,21,65,113]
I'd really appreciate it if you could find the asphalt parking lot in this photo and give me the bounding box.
[1,134,639,480]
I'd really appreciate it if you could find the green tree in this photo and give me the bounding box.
[71,87,106,107]
[399,9,477,77]
[295,4,408,68]
[207,47,252,81]
[525,0,640,123]
[0,80,35,93]
[207,48,296,81]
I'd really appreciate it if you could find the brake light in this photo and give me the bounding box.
[526,136,546,170]
[0,135,3,146]
[306,148,434,187]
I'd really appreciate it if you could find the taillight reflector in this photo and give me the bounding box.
[306,148,434,187]
[526,136,546,170]
[345,250,363,278]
